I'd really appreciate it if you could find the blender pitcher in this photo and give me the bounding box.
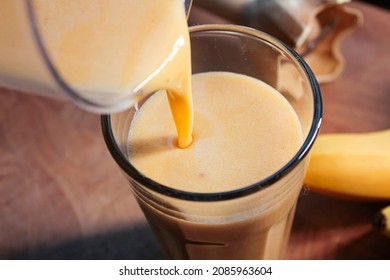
[0,0,192,113]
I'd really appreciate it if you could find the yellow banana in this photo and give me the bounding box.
[304,129,390,200]
[373,205,390,237]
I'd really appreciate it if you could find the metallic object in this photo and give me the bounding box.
[194,0,363,83]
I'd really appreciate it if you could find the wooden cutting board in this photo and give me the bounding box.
[0,1,389,259]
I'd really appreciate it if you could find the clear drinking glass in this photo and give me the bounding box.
[101,24,322,259]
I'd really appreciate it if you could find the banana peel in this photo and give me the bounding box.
[304,129,390,201]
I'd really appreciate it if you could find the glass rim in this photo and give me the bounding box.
[101,24,322,202]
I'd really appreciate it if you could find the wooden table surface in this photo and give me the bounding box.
[0,1,389,260]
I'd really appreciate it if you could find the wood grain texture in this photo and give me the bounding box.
[0,1,389,259]
[283,1,390,259]
[0,90,146,258]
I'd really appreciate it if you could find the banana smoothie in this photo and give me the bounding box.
[127,72,304,259]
